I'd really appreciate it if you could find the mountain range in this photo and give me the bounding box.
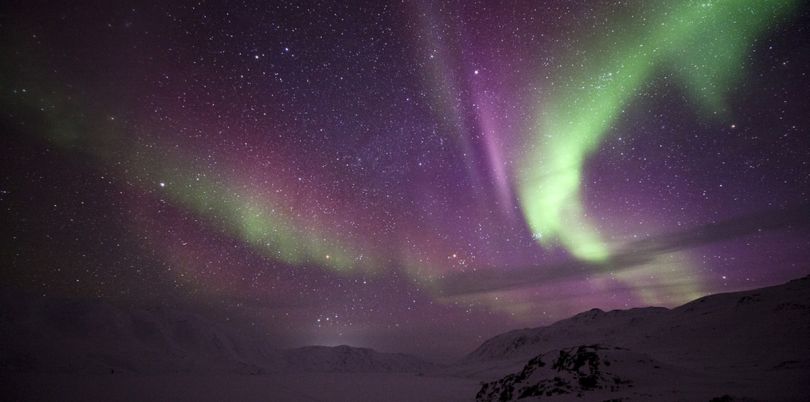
[2,275,809,401]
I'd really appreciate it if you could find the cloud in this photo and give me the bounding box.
[438,203,810,297]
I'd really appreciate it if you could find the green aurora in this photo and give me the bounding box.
[517,0,799,262]
[0,83,376,275]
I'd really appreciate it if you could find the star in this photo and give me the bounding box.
[2,0,807,362]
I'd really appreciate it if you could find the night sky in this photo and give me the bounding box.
[2,0,810,359]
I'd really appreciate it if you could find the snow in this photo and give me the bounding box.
[2,373,479,402]
[462,275,810,401]
[2,275,809,400]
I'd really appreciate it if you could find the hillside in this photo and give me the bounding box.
[466,275,810,401]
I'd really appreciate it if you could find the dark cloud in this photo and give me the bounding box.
[438,204,810,297]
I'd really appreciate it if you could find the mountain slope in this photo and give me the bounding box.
[466,275,810,401]
[465,275,810,367]
[0,292,278,374]
[0,291,435,375]
[282,345,436,373]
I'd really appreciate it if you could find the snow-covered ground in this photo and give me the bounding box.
[2,275,809,401]
[2,373,479,402]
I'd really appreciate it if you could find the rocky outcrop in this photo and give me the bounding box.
[476,345,632,401]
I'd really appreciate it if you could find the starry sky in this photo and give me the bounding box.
[2,0,810,359]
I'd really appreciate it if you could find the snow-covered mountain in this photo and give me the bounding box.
[3,276,809,401]
[282,345,436,373]
[466,275,810,365]
[467,275,810,401]
[0,292,279,374]
[0,291,434,375]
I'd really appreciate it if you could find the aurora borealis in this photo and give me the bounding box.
[517,0,800,262]
[2,0,810,359]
